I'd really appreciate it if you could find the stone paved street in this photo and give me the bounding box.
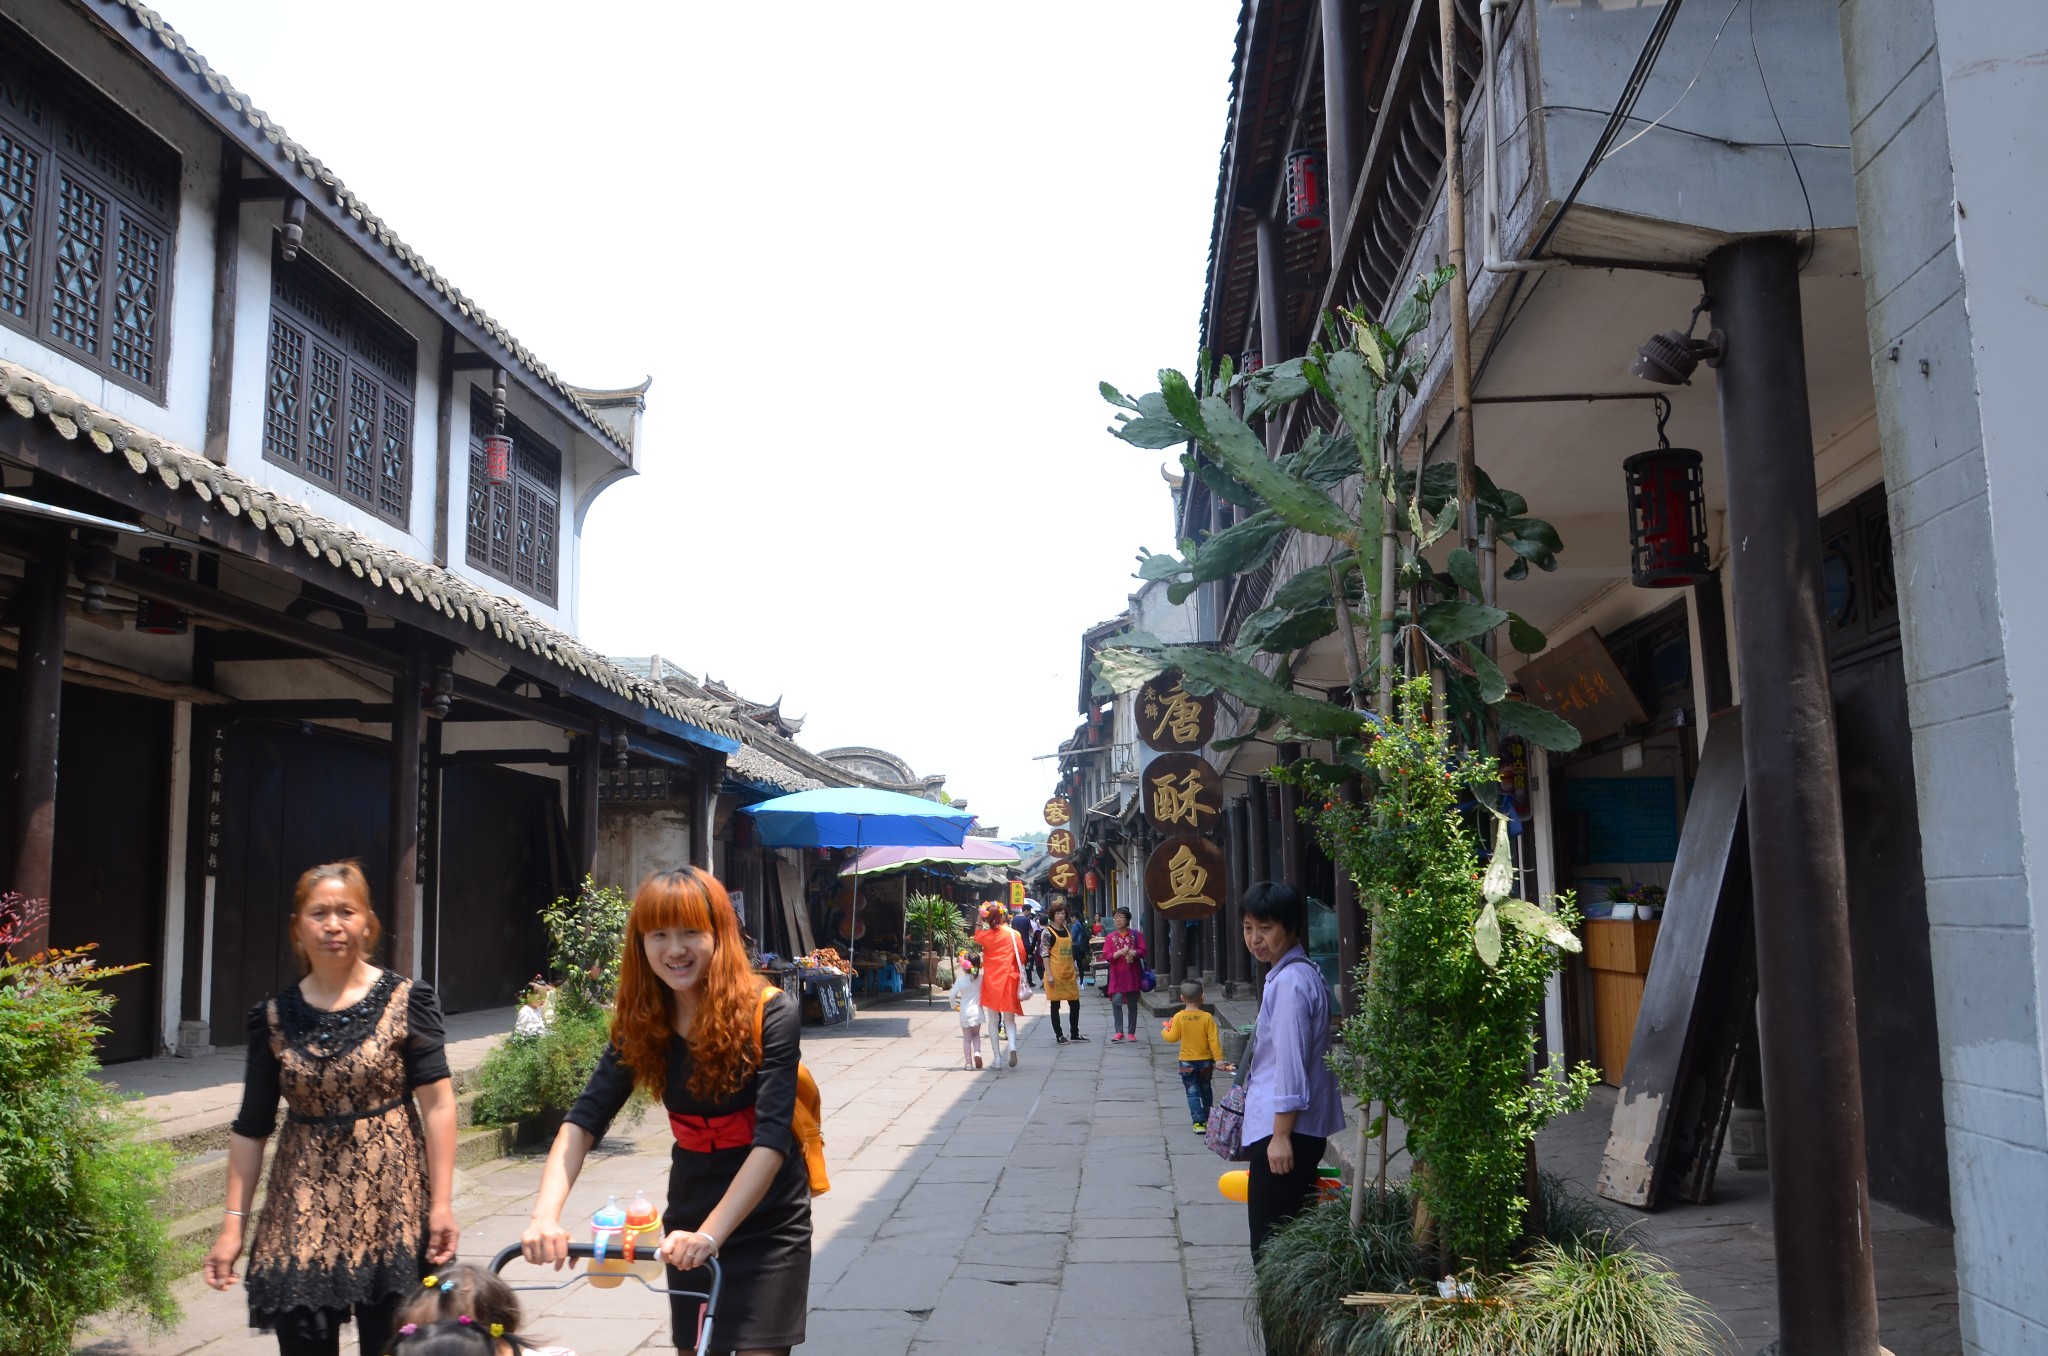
[79,994,1262,1356]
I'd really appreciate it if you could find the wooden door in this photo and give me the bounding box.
[211,721,390,1044]
[434,764,565,1014]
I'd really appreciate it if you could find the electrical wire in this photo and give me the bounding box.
[1747,0,1817,270]
[1601,0,1745,164]
[1526,0,1687,261]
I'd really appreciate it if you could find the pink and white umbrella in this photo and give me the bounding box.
[838,839,1023,877]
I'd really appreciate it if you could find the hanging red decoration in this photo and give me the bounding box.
[1284,149,1326,231]
[483,433,514,487]
[1623,447,1710,588]
[1084,870,1099,892]
[1240,345,1263,374]
[134,547,192,635]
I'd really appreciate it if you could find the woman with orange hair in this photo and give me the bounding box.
[973,900,1030,1068]
[521,868,810,1354]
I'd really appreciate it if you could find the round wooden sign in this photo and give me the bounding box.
[1138,671,1216,752]
[1048,860,1081,894]
[1043,796,1075,828]
[1140,752,1223,831]
[1144,834,1224,919]
[1045,827,1076,858]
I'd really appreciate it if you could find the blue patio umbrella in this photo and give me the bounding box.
[740,788,975,956]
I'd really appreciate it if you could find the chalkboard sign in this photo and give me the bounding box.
[1567,777,1680,862]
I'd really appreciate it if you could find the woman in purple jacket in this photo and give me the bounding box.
[1238,881,1344,1257]
[1100,907,1149,1042]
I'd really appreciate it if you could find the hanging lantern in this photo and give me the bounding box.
[133,547,192,635]
[1240,345,1263,374]
[1284,149,1326,231]
[483,432,514,487]
[1084,870,1099,892]
[1623,448,1710,588]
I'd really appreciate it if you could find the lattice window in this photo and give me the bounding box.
[0,131,35,322]
[465,388,561,605]
[263,317,302,463]
[48,174,103,357]
[265,248,416,527]
[0,22,176,398]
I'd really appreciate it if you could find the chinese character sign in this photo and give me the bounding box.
[1144,835,1223,919]
[1009,881,1026,910]
[1137,672,1215,752]
[1141,752,1223,830]
[1049,860,1081,893]
[1043,796,1075,828]
[1045,827,1076,858]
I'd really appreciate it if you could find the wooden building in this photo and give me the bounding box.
[1154,0,2046,1349]
[0,0,744,1058]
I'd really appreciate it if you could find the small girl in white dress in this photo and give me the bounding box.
[950,950,985,1070]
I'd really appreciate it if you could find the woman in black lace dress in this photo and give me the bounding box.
[203,861,460,1356]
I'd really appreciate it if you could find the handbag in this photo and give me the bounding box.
[1205,953,1311,1163]
[1139,966,1157,993]
[1014,935,1031,1007]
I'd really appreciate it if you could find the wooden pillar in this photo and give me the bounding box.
[1321,0,1362,257]
[1255,214,1290,455]
[203,141,240,464]
[386,646,423,977]
[1706,236,1880,1355]
[1227,799,1250,988]
[1245,776,1271,995]
[690,756,722,871]
[570,731,600,883]
[9,525,65,953]
[1277,745,1305,884]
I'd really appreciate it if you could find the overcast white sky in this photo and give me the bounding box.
[154,0,1237,835]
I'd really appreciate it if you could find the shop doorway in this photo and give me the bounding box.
[210,720,391,1045]
[1824,485,1949,1225]
[435,763,568,1014]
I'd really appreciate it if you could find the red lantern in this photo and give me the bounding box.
[1284,149,1326,231]
[1240,346,1263,374]
[1084,870,1099,892]
[134,547,192,635]
[1623,448,1710,588]
[483,433,514,487]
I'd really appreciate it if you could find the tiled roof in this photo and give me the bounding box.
[727,744,824,794]
[98,0,633,460]
[0,358,744,746]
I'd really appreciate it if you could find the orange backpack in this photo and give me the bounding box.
[755,985,829,1196]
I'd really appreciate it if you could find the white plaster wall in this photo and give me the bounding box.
[596,804,692,896]
[1839,1,2048,1349]
[0,4,223,446]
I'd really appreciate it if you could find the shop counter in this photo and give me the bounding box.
[1585,918,1661,1085]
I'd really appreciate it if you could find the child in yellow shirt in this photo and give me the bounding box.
[1161,979,1222,1132]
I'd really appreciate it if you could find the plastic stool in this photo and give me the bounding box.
[877,964,903,994]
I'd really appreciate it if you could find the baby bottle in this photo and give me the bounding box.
[588,1195,628,1288]
[623,1190,661,1269]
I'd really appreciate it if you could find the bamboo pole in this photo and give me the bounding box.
[1440,0,1480,558]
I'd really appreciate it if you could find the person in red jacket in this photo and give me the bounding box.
[1101,907,1149,1042]
[973,901,1030,1068]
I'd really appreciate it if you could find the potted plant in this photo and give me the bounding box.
[905,894,967,1000]
[1619,882,1666,921]
[470,877,650,1141]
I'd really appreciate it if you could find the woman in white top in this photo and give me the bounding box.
[949,950,986,1069]
[1238,881,1345,1258]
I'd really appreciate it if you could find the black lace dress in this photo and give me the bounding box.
[568,989,812,1350]
[230,971,451,1342]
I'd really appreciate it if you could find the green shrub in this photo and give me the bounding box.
[0,930,180,1355]
[1498,1239,1722,1356]
[541,877,632,1010]
[1253,1191,1421,1356]
[1307,680,1596,1271]
[471,878,648,1129]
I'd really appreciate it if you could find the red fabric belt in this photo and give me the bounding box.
[669,1106,757,1153]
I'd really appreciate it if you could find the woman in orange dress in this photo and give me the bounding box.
[973,901,1029,1068]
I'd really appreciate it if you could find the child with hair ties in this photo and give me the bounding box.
[393,1263,574,1356]
[949,949,986,1070]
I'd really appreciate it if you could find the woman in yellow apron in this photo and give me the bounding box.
[1040,900,1087,1043]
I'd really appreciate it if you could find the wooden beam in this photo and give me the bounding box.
[432,326,455,567]
[437,747,571,768]
[109,556,405,675]
[449,674,590,734]
[204,140,241,464]
[221,699,394,722]
[0,627,229,704]
[8,525,65,947]
[571,734,600,881]
[388,646,424,976]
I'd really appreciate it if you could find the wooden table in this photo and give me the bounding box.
[1585,918,1661,1085]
